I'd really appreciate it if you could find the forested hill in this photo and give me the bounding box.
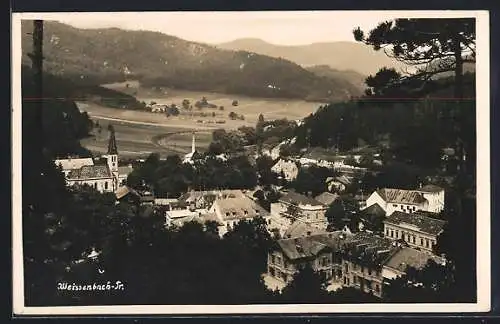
[21,21,362,102]
[22,66,95,158]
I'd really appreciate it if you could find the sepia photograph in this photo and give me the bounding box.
[11,10,490,315]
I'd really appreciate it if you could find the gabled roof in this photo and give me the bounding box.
[67,165,112,180]
[214,196,268,221]
[362,203,386,217]
[383,247,446,273]
[115,185,140,200]
[314,192,339,206]
[279,190,323,207]
[384,211,446,236]
[376,188,427,205]
[54,158,94,171]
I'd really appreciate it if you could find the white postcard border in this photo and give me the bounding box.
[11,10,491,315]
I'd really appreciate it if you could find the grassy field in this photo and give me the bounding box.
[101,81,323,125]
[79,82,323,159]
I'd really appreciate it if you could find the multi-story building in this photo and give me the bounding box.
[383,211,447,253]
[209,194,270,237]
[364,184,445,216]
[265,231,443,298]
[269,190,328,236]
[266,231,353,287]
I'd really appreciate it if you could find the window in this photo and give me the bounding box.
[344,263,349,273]
[244,210,248,215]
[269,267,275,276]
[413,206,416,211]
[393,204,398,207]
[226,212,230,217]
[271,255,276,264]
[412,236,416,244]
[386,228,389,236]
[395,230,399,239]
[105,181,108,190]
[390,230,394,237]
[375,284,380,293]
[420,238,424,246]
[425,239,429,248]
[94,182,97,189]
[368,268,372,276]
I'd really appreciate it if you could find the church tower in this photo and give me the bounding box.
[106,126,119,191]
[191,132,196,154]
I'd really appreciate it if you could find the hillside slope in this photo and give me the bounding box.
[305,65,367,91]
[216,38,408,76]
[21,21,362,102]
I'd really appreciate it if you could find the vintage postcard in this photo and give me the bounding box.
[11,10,490,315]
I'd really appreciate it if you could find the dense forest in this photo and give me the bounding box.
[21,21,362,102]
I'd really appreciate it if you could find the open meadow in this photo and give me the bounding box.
[78,82,323,159]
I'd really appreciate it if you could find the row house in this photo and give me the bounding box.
[383,211,447,253]
[266,231,442,298]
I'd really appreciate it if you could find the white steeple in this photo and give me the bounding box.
[191,132,196,153]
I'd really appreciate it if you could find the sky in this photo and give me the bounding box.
[41,11,474,46]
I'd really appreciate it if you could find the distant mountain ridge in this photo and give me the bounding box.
[21,21,363,102]
[216,38,408,76]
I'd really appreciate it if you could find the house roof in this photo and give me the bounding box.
[308,231,356,251]
[278,230,356,260]
[214,196,267,221]
[171,212,222,227]
[67,165,112,180]
[167,209,209,219]
[362,203,386,217]
[54,158,94,171]
[154,198,179,205]
[284,222,328,239]
[278,237,330,260]
[342,231,398,266]
[384,211,447,236]
[334,175,353,186]
[314,192,339,206]
[383,247,446,273]
[279,191,323,207]
[418,184,445,193]
[376,188,427,205]
[179,190,244,203]
[115,186,140,200]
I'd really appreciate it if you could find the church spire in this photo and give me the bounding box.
[191,132,196,153]
[107,125,118,154]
